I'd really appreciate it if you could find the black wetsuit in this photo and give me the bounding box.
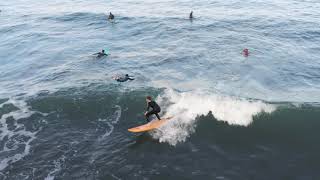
[116,76,134,82]
[189,11,193,19]
[96,52,108,58]
[145,101,161,122]
[109,13,114,20]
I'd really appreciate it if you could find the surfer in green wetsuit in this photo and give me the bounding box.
[144,96,161,122]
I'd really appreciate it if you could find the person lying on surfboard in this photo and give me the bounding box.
[93,49,108,58]
[144,96,161,122]
[112,74,134,82]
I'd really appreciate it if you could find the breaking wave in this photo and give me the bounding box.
[152,89,276,145]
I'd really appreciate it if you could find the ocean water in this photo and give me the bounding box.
[1,0,320,179]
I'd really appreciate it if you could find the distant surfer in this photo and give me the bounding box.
[242,48,249,57]
[145,96,161,122]
[113,74,134,82]
[93,49,108,58]
[108,12,114,20]
[189,11,193,19]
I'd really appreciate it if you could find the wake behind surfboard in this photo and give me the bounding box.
[128,117,173,133]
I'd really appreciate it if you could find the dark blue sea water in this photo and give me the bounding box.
[1,0,320,179]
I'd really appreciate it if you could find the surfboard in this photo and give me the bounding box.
[128,117,173,133]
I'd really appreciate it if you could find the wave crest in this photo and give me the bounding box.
[151,89,276,145]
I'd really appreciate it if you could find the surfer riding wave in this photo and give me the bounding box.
[144,96,161,122]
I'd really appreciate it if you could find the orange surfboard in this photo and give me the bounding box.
[128,117,173,133]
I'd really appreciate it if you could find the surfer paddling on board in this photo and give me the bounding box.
[113,74,134,82]
[144,96,161,122]
[93,49,109,58]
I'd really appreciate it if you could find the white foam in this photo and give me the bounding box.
[0,132,37,171]
[151,89,276,146]
[0,99,34,140]
[110,105,121,124]
[100,105,122,139]
[44,155,66,180]
[0,98,39,171]
[0,100,10,109]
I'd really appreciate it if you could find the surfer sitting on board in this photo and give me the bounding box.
[93,49,108,58]
[189,11,193,19]
[108,12,114,20]
[144,96,161,122]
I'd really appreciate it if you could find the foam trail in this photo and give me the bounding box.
[100,105,122,139]
[151,89,276,146]
[110,105,121,124]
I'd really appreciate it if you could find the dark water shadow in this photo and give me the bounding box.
[128,132,159,149]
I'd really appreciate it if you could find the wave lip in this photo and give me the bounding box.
[152,89,276,145]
